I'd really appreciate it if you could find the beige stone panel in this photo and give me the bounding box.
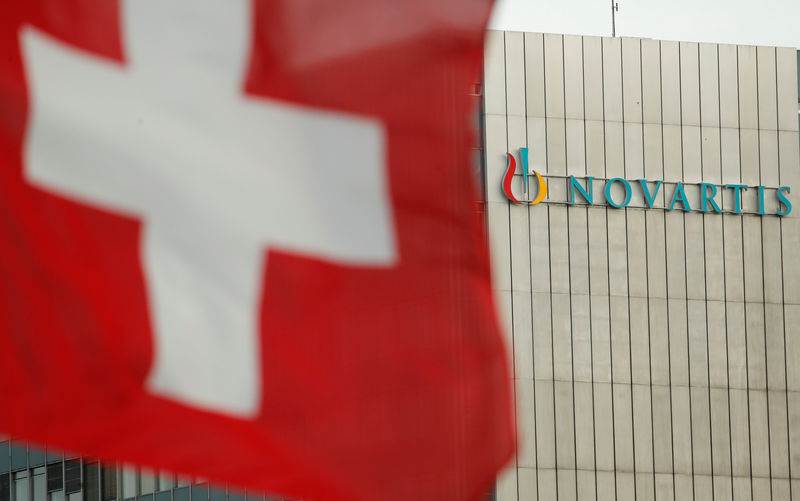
[748,389,771,477]
[788,391,800,478]
[487,201,511,292]
[726,302,748,390]
[550,207,570,296]
[566,119,587,181]
[682,125,703,185]
[679,42,700,126]
[564,35,584,121]
[614,383,635,472]
[516,378,536,469]
[574,381,596,471]
[636,473,656,501]
[731,476,752,501]
[632,383,655,473]
[643,125,666,206]
[745,302,767,390]
[646,211,667,299]
[630,297,651,385]
[704,215,725,302]
[544,34,565,118]
[667,298,690,387]
[603,37,623,123]
[737,45,759,130]
[662,124,682,183]
[690,386,713,475]
[776,47,799,132]
[781,218,800,304]
[495,464,518,501]
[585,120,606,180]
[664,212,686,299]
[641,39,662,125]
[547,119,568,201]
[583,36,604,123]
[710,387,732,476]
[525,32,546,119]
[722,215,745,303]
[554,380,577,470]
[624,124,645,198]
[786,305,800,391]
[504,31,526,117]
[596,471,616,501]
[622,37,643,123]
[616,472,635,500]
[660,40,681,126]
[537,469,557,500]
[718,44,739,129]
[693,474,713,500]
[651,385,673,473]
[752,477,771,500]
[626,210,648,298]
[577,470,596,501]
[593,382,615,472]
[530,205,551,293]
[572,294,592,383]
[532,292,553,381]
[671,385,693,474]
[587,207,609,295]
[742,217,764,303]
[605,121,625,179]
[706,300,729,388]
[699,43,720,128]
[739,131,760,207]
[688,299,709,388]
[760,130,780,203]
[552,293,573,382]
[591,294,612,384]
[484,114,510,204]
[713,476,734,501]
[494,290,513,364]
[778,131,800,214]
[685,214,707,300]
[607,209,628,297]
[568,206,590,295]
[772,479,790,501]
[765,303,786,390]
[756,46,778,131]
[674,474,693,501]
[512,291,533,380]
[535,379,556,469]
[518,467,538,501]
[483,30,506,117]
[768,390,790,479]
[509,204,531,293]
[654,474,674,501]
[558,469,578,501]
[610,296,632,384]
[720,128,742,190]
[702,125,722,185]
[729,388,751,477]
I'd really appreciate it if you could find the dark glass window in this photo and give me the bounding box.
[0,443,9,474]
[227,492,243,501]
[64,460,81,495]
[172,487,188,501]
[10,443,26,472]
[190,486,207,501]
[29,449,45,469]
[82,463,98,501]
[208,489,225,501]
[100,467,116,501]
[46,463,63,492]
[154,492,170,501]
[136,495,152,501]
[0,473,9,501]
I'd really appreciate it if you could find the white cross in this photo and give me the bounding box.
[20,0,396,417]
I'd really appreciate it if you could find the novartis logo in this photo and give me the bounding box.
[504,148,792,216]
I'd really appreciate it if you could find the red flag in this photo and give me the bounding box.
[0,1,513,500]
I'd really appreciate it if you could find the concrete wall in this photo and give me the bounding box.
[483,31,800,500]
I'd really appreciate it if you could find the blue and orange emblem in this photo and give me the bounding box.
[503,147,547,205]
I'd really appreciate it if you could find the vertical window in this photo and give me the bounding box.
[13,470,29,501]
[156,473,172,493]
[138,471,154,496]
[46,463,62,493]
[100,467,116,501]
[10,443,26,472]
[0,443,9,474]
[64,460,81,495]
[49,491,64,501]
[32,468,45,501]
[1,473,10,501]
[121,467,136,500]
[82,462,98,501]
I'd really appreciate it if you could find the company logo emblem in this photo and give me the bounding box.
[503,147,547,205]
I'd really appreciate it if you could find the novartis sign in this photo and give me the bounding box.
[504,148,792,216]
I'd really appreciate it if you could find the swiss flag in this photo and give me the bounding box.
[0,1,513,500]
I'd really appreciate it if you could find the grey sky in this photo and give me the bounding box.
[489,0,800,49]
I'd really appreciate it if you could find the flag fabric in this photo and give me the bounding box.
[0,1,513,500]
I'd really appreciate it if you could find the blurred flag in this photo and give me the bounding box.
[0,1,513,500]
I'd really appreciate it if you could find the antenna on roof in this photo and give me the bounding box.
[611,1,619,37]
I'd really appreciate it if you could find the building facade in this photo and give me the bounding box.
[483,30,800,500]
